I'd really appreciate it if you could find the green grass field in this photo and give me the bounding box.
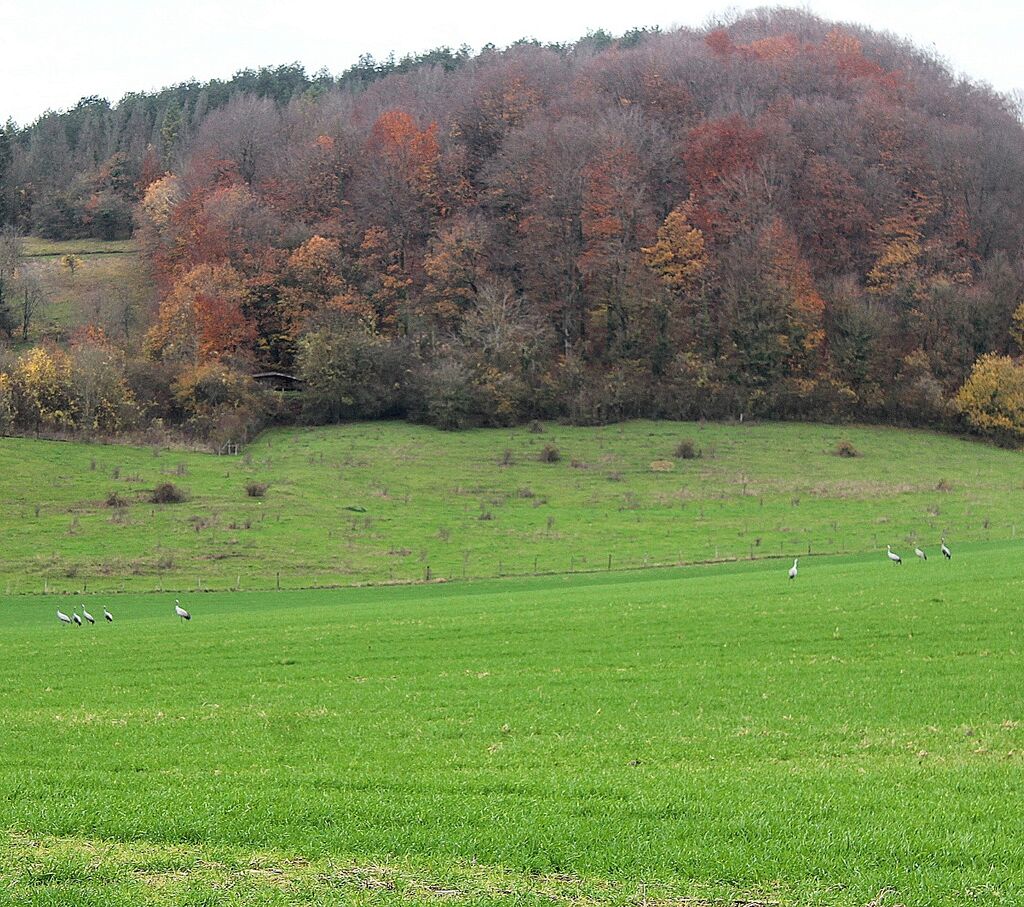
[2,542,1023,905]
[0,420,1020,594]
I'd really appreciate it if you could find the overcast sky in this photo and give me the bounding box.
[2,0,1021,126]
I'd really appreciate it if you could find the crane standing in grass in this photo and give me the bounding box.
[72,613,82,626]
[887,545,902,565]
[788,558,798,580]
[941,537,952,559]
[57,610,71,626]
[174,600,191,622]
[82,608,95,624]
[104,608,113,622]
[915,547,927,561]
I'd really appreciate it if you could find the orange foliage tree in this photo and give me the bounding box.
[145,263,256,364]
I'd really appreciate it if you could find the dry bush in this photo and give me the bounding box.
[245,481,269,498]
[538,444,561,463]
[528,420,545,434]
[150,482,187,504]
[834,439,861,458]
[674,439,701,459]
[517,487,535,499]
[499,448,514,466]
[105,490,128,508]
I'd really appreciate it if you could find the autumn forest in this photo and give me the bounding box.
[2,8,1024,445]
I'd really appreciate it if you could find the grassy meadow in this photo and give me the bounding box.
[2,543,1023,905]
[0,420,1020,594]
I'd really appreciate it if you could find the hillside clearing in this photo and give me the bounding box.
[15,236,153,345]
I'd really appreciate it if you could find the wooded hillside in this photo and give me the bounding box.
[2,9,1023,441]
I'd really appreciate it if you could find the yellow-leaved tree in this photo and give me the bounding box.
[641,201,709,294]
[641,199,712,359]
[13,346,77,432]
[954,353,1024,444]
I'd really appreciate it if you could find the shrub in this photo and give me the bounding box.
[420,359,478,430]
[528,419,545,434]
[297,327,405,424]
[171,362,268,448]
[499,448,514,466]
[538,444,561,463]
[834,439,861,458]
[674,439,701,459]
[150,482,186,504]
[245,481,269,498]
[105,490,128,508]
[70,344,140,433]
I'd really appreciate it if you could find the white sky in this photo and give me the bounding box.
[1,0,1021,126]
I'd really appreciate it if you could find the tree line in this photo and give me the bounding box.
[2,9,1024,443]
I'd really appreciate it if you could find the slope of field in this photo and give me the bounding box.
[0,420,1020,594]
[2,545,1023,905]
[18,236,154,345]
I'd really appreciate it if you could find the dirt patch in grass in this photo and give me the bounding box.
[2,833,784,905]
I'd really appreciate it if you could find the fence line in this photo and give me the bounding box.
[6,537,942,597]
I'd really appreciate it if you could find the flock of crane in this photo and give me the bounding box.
[787,537,952,580]
[56,599,191,626]
[54,540,958,622]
